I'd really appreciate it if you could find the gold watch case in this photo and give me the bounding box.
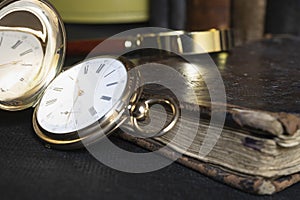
[0,0,66,111]
[32,56,143,150]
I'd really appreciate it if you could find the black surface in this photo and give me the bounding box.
[1,109,300,200]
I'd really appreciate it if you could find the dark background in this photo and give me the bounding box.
[1,0,300,199]
[64,0,300,43]
[266,0,300,36]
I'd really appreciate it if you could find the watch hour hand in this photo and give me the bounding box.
[64,110,81,127]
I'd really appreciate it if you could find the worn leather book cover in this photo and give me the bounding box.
[118,36,300,195]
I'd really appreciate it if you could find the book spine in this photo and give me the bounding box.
[265,0,300,36]
[186,0,231,31]
[232,0,267,46]
[149,0,169,28]
[169,0,187,30]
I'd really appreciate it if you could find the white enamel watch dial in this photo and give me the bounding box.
[36,58,128,134]
[0,30,44,100]
[33,57,140,149]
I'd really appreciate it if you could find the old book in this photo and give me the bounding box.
[265,0,300,36]
[149,0,169,28]
[232,0,267,46]
[117,36,300,195]
[186,0,231,31]
[149,0,186,30]
[169,0,186,30]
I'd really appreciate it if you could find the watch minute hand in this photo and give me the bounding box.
[0,60,22,68]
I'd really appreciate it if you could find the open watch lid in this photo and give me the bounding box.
[0,0,66,111]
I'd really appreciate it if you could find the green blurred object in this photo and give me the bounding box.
[48,0,149,23]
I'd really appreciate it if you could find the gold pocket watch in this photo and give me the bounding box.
[0,0,179,149]
[32,56,179,149]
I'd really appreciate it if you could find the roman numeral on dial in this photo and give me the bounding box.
[46,99,57,106]
[11,40,23,49]
[100,96,112,101]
